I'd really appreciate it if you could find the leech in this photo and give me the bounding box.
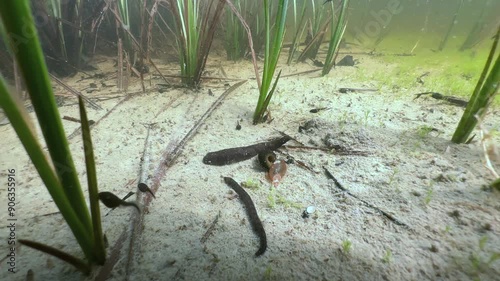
[98,192,140,212]
[203,135,291,166]
[323,167,408,228]
[223,177,267,257]
[138,183,156,198]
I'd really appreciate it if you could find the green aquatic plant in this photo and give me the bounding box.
[263,264,273,280]
[452,26,500,143]
[266,187,302,209]
[423,187,434,205]
[241,178,262,189]
[117,0,131,47]
[387,168,399,186]
[276,193,303,209]
[438,0,464,51]
[47,0,68,60]
[297,0,328,62]
[27,0,86,76]
[459,0,490,51]
[0,0,106,273]
[491,178,500,190]
[168,0,226,87]
[382,249,392,264]
[253,0,288,124]
[465,236,500,280]
[341,239,352,254]
[223,0,249,60]
[416,125,435,138]
[267,187,277,208]
[245,0,266,56]
[286,0,307,64]
[322,0,350,76]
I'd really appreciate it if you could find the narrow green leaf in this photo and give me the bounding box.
[253,0,288,124]
[322,0,350,76]
[79,96,106,265]
[491,178,500,191]
[19,240,90,275]
[261,70,283,117]
[0,0,95,262]
[0,77,95,263]
[452,26,500,143]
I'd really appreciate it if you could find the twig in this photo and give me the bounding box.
[124,80,247,278]
[139,124,153,184]
[339,88,378,94]
[280,69,321,78]
[109,5,170,85]
[50,74,102,110]
[285,145,370,156]
[277,150,318,173]
[200,211,221,244]
[225,0,260,89]
[66,93,133,140]
[118,38,123,90]
[323,167,409,228]
[94,228,129,281]
[146,1,159,61]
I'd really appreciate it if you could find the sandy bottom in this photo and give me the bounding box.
[0,50,499,281]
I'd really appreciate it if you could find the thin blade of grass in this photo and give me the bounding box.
[19,240,90,275]
[0,0,96,262]
[225,0,260,88]
[194,0,226,84]
[0,77,95,263]
[79,96,106,264]
[322,0,350,76]
[287,0,307,64]
[452,26,500,143]
[253,0,288,124]
[297,17,331,62]
[260,69,282,115]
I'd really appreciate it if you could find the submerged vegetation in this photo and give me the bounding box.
[452,26,500,143]
[223,0,250,61]
[322,0,350,75]
[253,0,288,124]
[167,0,226,87]
[0,0,106,273]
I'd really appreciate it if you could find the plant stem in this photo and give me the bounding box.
[0,0,97,262]
[79,96,106,264]
[253,0,288,124]
[322,0,350,76]
[452,25,500,143]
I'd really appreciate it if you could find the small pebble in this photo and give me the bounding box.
[302,206,316,218]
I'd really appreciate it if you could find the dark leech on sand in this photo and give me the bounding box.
[223,177,267,257]
[203,135,291,166]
